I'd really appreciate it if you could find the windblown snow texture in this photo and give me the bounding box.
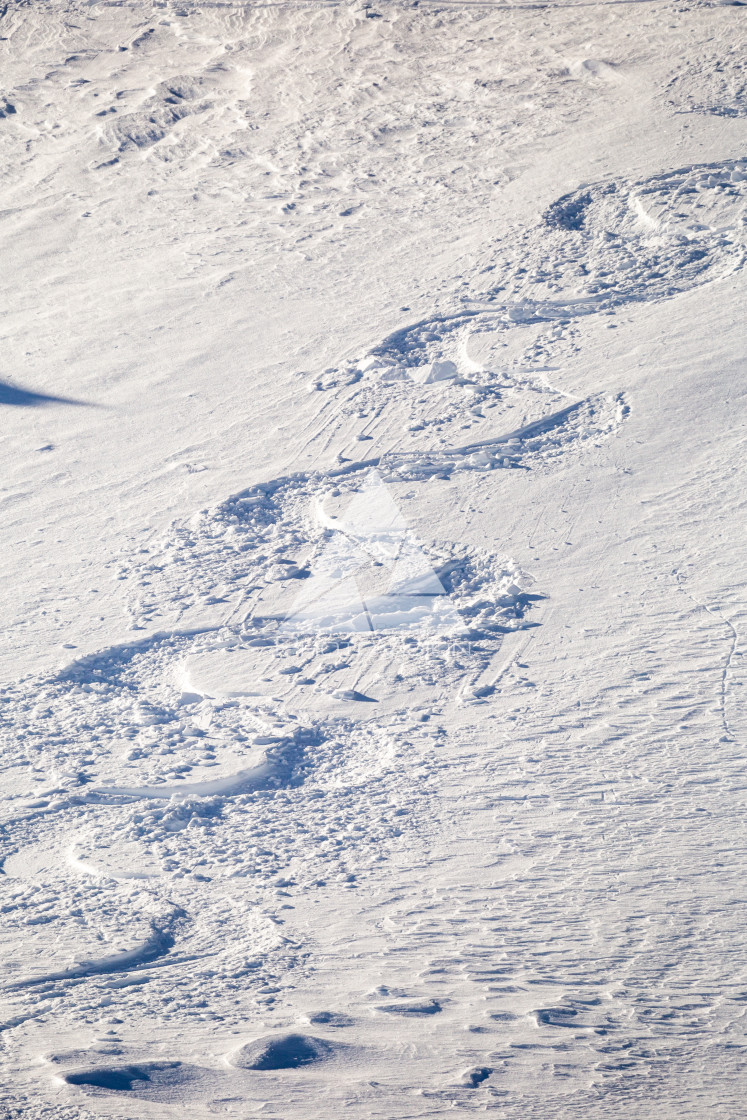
[0,1,745,1118]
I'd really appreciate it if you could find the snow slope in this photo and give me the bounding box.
[0,1,745,1117]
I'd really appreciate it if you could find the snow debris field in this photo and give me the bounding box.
[0,0,745,1117]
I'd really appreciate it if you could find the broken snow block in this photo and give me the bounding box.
[409,359,457,385]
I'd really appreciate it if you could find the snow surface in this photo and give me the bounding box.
[0,0,746,1116]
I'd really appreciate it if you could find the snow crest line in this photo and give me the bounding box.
[87,756,276,803]
[3,907,185,992]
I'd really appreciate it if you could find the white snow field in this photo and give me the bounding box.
[0,0,746,1116]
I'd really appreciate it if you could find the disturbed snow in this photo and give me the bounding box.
[0,1,746,1118]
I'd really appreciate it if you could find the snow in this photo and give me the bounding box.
[1,0,746,1117]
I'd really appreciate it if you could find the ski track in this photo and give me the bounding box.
[3,150,747,1113]
[3,147,746,1104]
[4,912,183,993]
[1,1,747,1116]
[673,571,742,746]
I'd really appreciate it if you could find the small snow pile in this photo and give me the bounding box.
[227,1033,334,1070]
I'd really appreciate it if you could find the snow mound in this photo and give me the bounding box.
[227,1033,334,1070]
